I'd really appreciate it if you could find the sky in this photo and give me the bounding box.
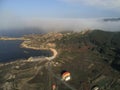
[0,0,120,31]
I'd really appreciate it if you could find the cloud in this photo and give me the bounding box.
[0,11,120,32]
[25,18,120,32]
[0,16,120,32]
[59,0,120,9]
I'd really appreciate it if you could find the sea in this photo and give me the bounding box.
[0,30,51,63]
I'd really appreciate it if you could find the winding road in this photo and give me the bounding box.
[44,48,77,90]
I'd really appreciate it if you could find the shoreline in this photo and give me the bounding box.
[0,37,58,64]
[21,42,58,60]
[0,44,57,65]
[21,43,49,50]
[20,41,50,50]
[0,37,26,41]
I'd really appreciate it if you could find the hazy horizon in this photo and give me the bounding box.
[0,0,120,32]
[0,17,120,32]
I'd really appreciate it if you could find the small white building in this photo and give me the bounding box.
[62,72,71,82]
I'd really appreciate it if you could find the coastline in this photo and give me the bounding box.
[21,42,49,50]
[0,37,26,41]
[0,35,58,64]
[0,42,57,67]
[21,41,58,60]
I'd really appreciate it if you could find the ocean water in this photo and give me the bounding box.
[0,40,52,63]
[0,28,45,37]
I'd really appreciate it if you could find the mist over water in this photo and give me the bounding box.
[3,18,120,32]
[0,18,120,37]
[0,28,45,37]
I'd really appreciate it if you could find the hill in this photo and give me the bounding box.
[53,30,120,90]
[0,30,120,90]
[103,18,120,22]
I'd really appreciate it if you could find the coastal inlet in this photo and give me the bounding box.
[0,40,52,63]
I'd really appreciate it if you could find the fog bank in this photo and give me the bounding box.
[25,18,120,32]
[0,18,120,32]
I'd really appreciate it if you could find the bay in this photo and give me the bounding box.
[0,40,52,62]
